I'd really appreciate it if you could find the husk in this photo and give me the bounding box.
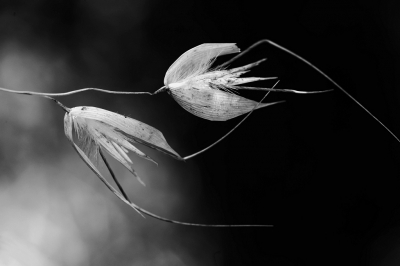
[69,107,182,160]
[169,84,282,121]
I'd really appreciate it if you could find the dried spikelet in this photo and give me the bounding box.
[64,106,182,185]
[162,43,281,121]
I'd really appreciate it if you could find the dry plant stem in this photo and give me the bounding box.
[153,86,167,95]
[99,148,132,203]
[220,39,400,143]
[0,87,152,97]
[44,96,70,112]
[184,80,280,160]
[133,202,274,227]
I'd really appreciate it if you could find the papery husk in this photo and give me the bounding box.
[69,107,182,160]
[169,84,282,121]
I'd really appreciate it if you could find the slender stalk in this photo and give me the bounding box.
[153,86,168,95]
[0,87,152,97]
[184,80,280,160]
[132,204,273,227]
[99,148,132,203]
[44,96,70,112]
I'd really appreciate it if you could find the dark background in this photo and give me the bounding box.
[0,0,399,265]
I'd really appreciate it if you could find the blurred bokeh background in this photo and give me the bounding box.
[0,0,400,265]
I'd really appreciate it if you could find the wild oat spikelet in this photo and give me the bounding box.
[161,43,281,121]
[64,106,182,185]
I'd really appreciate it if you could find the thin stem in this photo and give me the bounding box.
[99,148,132,203]
[220,39,400,143]
[184,80,280,160]
[133,203,273,227]
[153,86,167,95]
[0,87,152,97]
[44,96,70,112]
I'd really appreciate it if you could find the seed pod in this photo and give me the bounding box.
[163,43,281,121]
[64,106,182,185]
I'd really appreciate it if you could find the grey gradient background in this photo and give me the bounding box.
[0,0,400,265]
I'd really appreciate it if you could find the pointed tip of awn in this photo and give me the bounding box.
[128,168,146,186]
[137,176,146,186]
[257,100,286,110]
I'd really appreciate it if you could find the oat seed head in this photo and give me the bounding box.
[64,106,183,185]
